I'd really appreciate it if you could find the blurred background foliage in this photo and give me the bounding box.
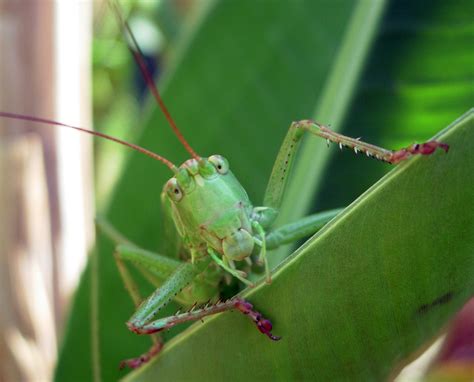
[55,0,473,381]
[92,0,198,207]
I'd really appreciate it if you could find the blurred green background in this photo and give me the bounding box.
[55,1,473,381]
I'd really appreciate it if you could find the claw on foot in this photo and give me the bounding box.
[391,141,449,164]
[119,342,163,370]
[234,298,281,341]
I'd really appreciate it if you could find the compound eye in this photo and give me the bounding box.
[166,178,183,202]
[208,155,229,174]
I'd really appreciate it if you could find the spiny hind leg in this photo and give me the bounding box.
[97,215,185,304]
[118,341,163,370]
[113,245,189,369]
[113,245,188,369]
[302,120,449,164]
[132,297,281,341]
[262,120,449,212]
[97,217,185,369]
[122,260,210,370]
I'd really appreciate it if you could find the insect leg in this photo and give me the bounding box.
[98,215,186,302]
[131,298,281,341]
[251,221,270,283]
[97,216,188,300]
[97,218,202,368]
[126,261,207,333]
[122,260,207,369]
[208,248,254,287]
[114,243,192,306]
[265,208,343,249]
[303,120,449,164]
[113,245,184,369]
[118,342,163,370]
[262,120,449,212]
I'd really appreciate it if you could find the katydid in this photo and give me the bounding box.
[0,2,450,372]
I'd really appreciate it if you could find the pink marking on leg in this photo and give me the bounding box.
[128,299,281,339]
[390,141,449,164]
[409,141,450,155]
[234,298,281,341]
[119,341,163,370]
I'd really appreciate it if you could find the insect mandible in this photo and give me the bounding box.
[0,0,450,370]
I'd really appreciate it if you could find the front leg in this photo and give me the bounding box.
[119,260,204,369]
[263,120,449,213]
[127,261,205,333]
[131,297,281,341]
[208,248,254,287]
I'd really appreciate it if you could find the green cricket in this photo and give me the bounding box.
[0,1,450,371]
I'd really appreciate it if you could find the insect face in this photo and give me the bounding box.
[163,155,255,260]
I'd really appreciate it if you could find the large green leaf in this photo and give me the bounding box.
[127,111,474,381]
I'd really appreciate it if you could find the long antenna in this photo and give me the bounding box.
[0,112,178,172]
[109,0,200,160]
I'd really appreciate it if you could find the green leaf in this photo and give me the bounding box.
[127,110,474,381]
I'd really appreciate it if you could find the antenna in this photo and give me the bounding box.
[0,112,178,172]
[109,0,200,160]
